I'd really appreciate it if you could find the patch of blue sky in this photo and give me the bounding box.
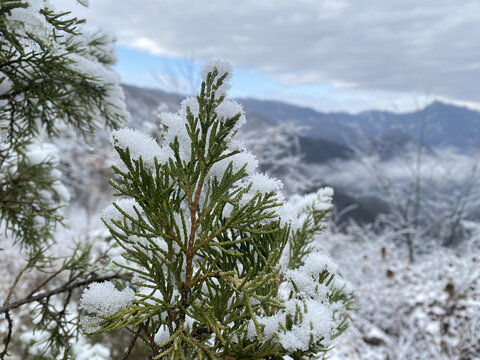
[115,46,334,97]
[114,45,378,112]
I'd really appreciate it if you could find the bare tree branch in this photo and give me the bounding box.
[0,274,127,314]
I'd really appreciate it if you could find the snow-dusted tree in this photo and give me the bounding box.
[0,1,128,357]
[0,0,127,246]
[352,126,480,262]
[324,221,480,360]
[81,60,352,359]
[240,123,313,196]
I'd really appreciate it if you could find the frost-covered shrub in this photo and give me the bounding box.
[240,123,312,196]
[83,60,352,359]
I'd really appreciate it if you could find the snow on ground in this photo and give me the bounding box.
[325,223,480,360]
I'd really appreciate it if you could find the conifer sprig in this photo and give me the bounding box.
[83,60,352,359]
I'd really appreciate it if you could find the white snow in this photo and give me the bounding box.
[154,325,170,345]
[179,96,200,119]
[248,173,284,197]
[200,59,233,98]
[248,249,341,352]
[110,128,166,170]
[215,99,246,130]
[209,150,259,183]
[159,111,191,161]
[102,198,138,226]
[80,281,135,317]
[0,76,13,96]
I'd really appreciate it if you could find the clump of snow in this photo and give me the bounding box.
[238,173,285,216]
[80,281,135,317]
[248,298,334,352]
[222,203,234,218]
[154,325,170,345]
[302,250,337,274]
[110,128,167,170]
[247,250,341,352]
[25,142,59,166]
[7,0,50,43]
[208,149,259,183]
[289,187,333,217]
[179,96,200,119]
[102,198,138,227]
[52,180,71,203]
[216,99,246,130]
[278,187,333,232]
[279,299,334,351]
[248,173,284,197]
[80,315,103,334]
[284,252,337,298]
[200,59,233,98]
[159,111,191,161]
[277,201,300,231]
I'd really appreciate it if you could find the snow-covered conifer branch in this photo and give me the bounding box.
[0,1,129,357]
[87,60,352,359]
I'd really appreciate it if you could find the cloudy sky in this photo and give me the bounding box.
[57,0,480,113]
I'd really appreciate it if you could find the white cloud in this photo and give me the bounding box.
[55,0,480,106]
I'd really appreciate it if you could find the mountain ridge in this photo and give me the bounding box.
[238,96,480,151]
[122,84,480,153]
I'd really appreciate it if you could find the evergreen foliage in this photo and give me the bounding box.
[0,0,128,248]
[0,1,128,358]
[83,61,352,359]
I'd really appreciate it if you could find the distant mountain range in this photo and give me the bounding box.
[122,84,354,165]
[123,84,480,158]
[121,84,480,224]
[240,98,480,151]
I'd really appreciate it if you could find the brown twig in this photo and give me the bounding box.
[28,267,85,300]
[121,326,143,360]
[4,264,29,307]
[143,326,159,355]
[0,311,13,359]
[181,174,206,314]
[0,274,125,314]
